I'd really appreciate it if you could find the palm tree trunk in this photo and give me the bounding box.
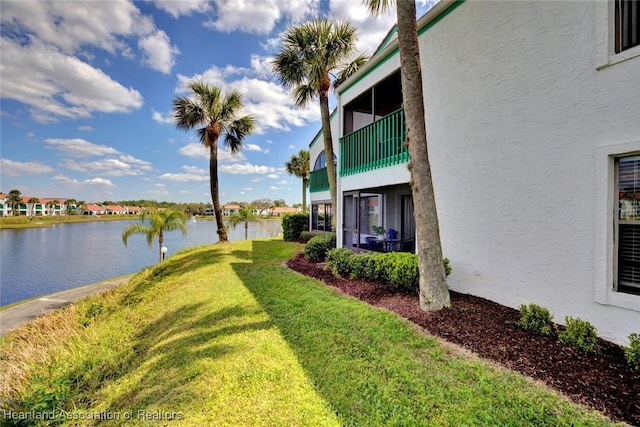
[245,220,248,240]
[158,230,164,263]
[210,143,229,242]
[302,177,308,213]
[396,0,450,310]
[319,88,337,229]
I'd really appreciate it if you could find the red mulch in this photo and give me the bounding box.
[287,252,640,426]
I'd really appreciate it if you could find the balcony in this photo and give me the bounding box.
[310,167,329,193]
[340,108,408,177]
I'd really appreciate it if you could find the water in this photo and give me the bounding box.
[0,219,282,306]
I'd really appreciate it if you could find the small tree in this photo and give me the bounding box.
[285,150,310,212]
[27,197,40,217]
[227,206,262,240]
[122,209,188,263]
[6,189,22,216]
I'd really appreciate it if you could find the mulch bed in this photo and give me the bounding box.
[287,252,640,426]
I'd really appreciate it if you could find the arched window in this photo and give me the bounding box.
[313,150,337,171]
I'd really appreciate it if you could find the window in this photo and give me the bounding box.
[615,155,640,295]
[313,150,336,171]
[615,0,640,53]
[311,203,332,232]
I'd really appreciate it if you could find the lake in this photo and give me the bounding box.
[0,219,282,306]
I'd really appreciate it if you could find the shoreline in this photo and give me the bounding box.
[0,274,134,336]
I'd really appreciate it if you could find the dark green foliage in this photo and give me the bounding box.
[326,248,354,276]
[300,230,331,242]
[517,304,555,336]
[443,258,452,277]
[325,251,451,293]
[558,316,599,354]
[282,213,309,241]
[349,253,384,282]
[624,333,640,371]
[304,234,336,261]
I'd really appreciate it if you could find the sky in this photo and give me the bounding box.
[0,0,434,206]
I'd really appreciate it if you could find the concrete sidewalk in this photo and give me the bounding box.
[1,275,133,336]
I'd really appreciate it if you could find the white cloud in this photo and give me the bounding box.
[43,138,120,157]
[245,144,264,152]
[276,180,288,184]
[204,0,319,34]
[152,109,174,124]
[62,156,151,177]
[242,187,253,191]
[176,68,319,134]
[138,30,180,74]
[0,158,55,176]
[288,145,296,149]
[266,173,279,179]
[219,163,277,175]
[0,0,183,121]
[159,165,208,182]
[328,0,396,57]
[177,142,247,162]
[52,175,114,187]
[77,125,93,132]
[153,0,212,18]
[0,38,143,122]
[269,186,281,190]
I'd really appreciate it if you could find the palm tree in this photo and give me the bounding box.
[226,206,262,240]
[66,198,78,215]
[173,81,256,243]
[50,200,60,216]
[272,19,367,227]
[365,0,450,311]
[285,149,310,212]
[122,209,188,263]
[27,197,39,217]
[6,189,22,216]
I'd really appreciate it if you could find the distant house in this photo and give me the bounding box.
[104,205,128,215]
[222,204,241,216]
[268,206,299,217]
[81,204,105,216]
[126,206,142,215]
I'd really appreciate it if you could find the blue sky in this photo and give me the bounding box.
[0,0,433,205]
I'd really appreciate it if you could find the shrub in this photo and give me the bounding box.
[558,316,599,354]
[282,213,309,241]
[517,304,554,336]
[326,248,353,277]
[304,233,336,261]
[382,252,419,292]
[349,253,383,282]
[300,230,330,242]
[624,333,640,371]
[443,257,452,277]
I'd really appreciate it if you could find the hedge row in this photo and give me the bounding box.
[325,248,451,294]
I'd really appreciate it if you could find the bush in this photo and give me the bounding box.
[558,316,599,354]
[624,333,640,371]
[384,252,420,292]
[517,304,555,336]
[304,233,336,261]
[300,230,330,242]
[349,253,383,282]
[282,213,309,241]
[326,248,353,276]
[443,257,452,277]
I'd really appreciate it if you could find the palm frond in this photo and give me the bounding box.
[122,223,154,247]
[173,97,205,130]
[363,0,394,15]
[294,84,317,107]
[334,53,369,88]
[224,115,255,153]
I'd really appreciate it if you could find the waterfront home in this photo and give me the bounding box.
[309,0,640,345]
[222,204,241,216]
[104,205,128,215]
[81,204,106,216]
[268,206,299,217]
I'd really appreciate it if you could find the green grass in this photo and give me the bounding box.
[0,240,617,426]
[0,215,140,229]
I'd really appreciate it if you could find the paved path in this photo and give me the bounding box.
[0,275,133,336]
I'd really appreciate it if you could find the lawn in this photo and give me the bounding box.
[0,240,617,426]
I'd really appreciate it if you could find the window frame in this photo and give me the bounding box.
[596,0,640,70]
[614,0,640,54]
[594,142,640,312]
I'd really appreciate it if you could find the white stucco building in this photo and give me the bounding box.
[310,0,640,345]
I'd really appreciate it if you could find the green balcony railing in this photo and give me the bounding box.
[340,108,408,176]
[310,167,330,193]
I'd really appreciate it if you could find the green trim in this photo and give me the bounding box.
[372,25,398,57]
[308,108,337,149]
[338,0,466,96]
[309,167,330,193]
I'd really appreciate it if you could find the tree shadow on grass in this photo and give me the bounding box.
[64,298,272,420]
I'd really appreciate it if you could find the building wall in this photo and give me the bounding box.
[419,0,640,344]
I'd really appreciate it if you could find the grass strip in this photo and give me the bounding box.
[0,240,617,426]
